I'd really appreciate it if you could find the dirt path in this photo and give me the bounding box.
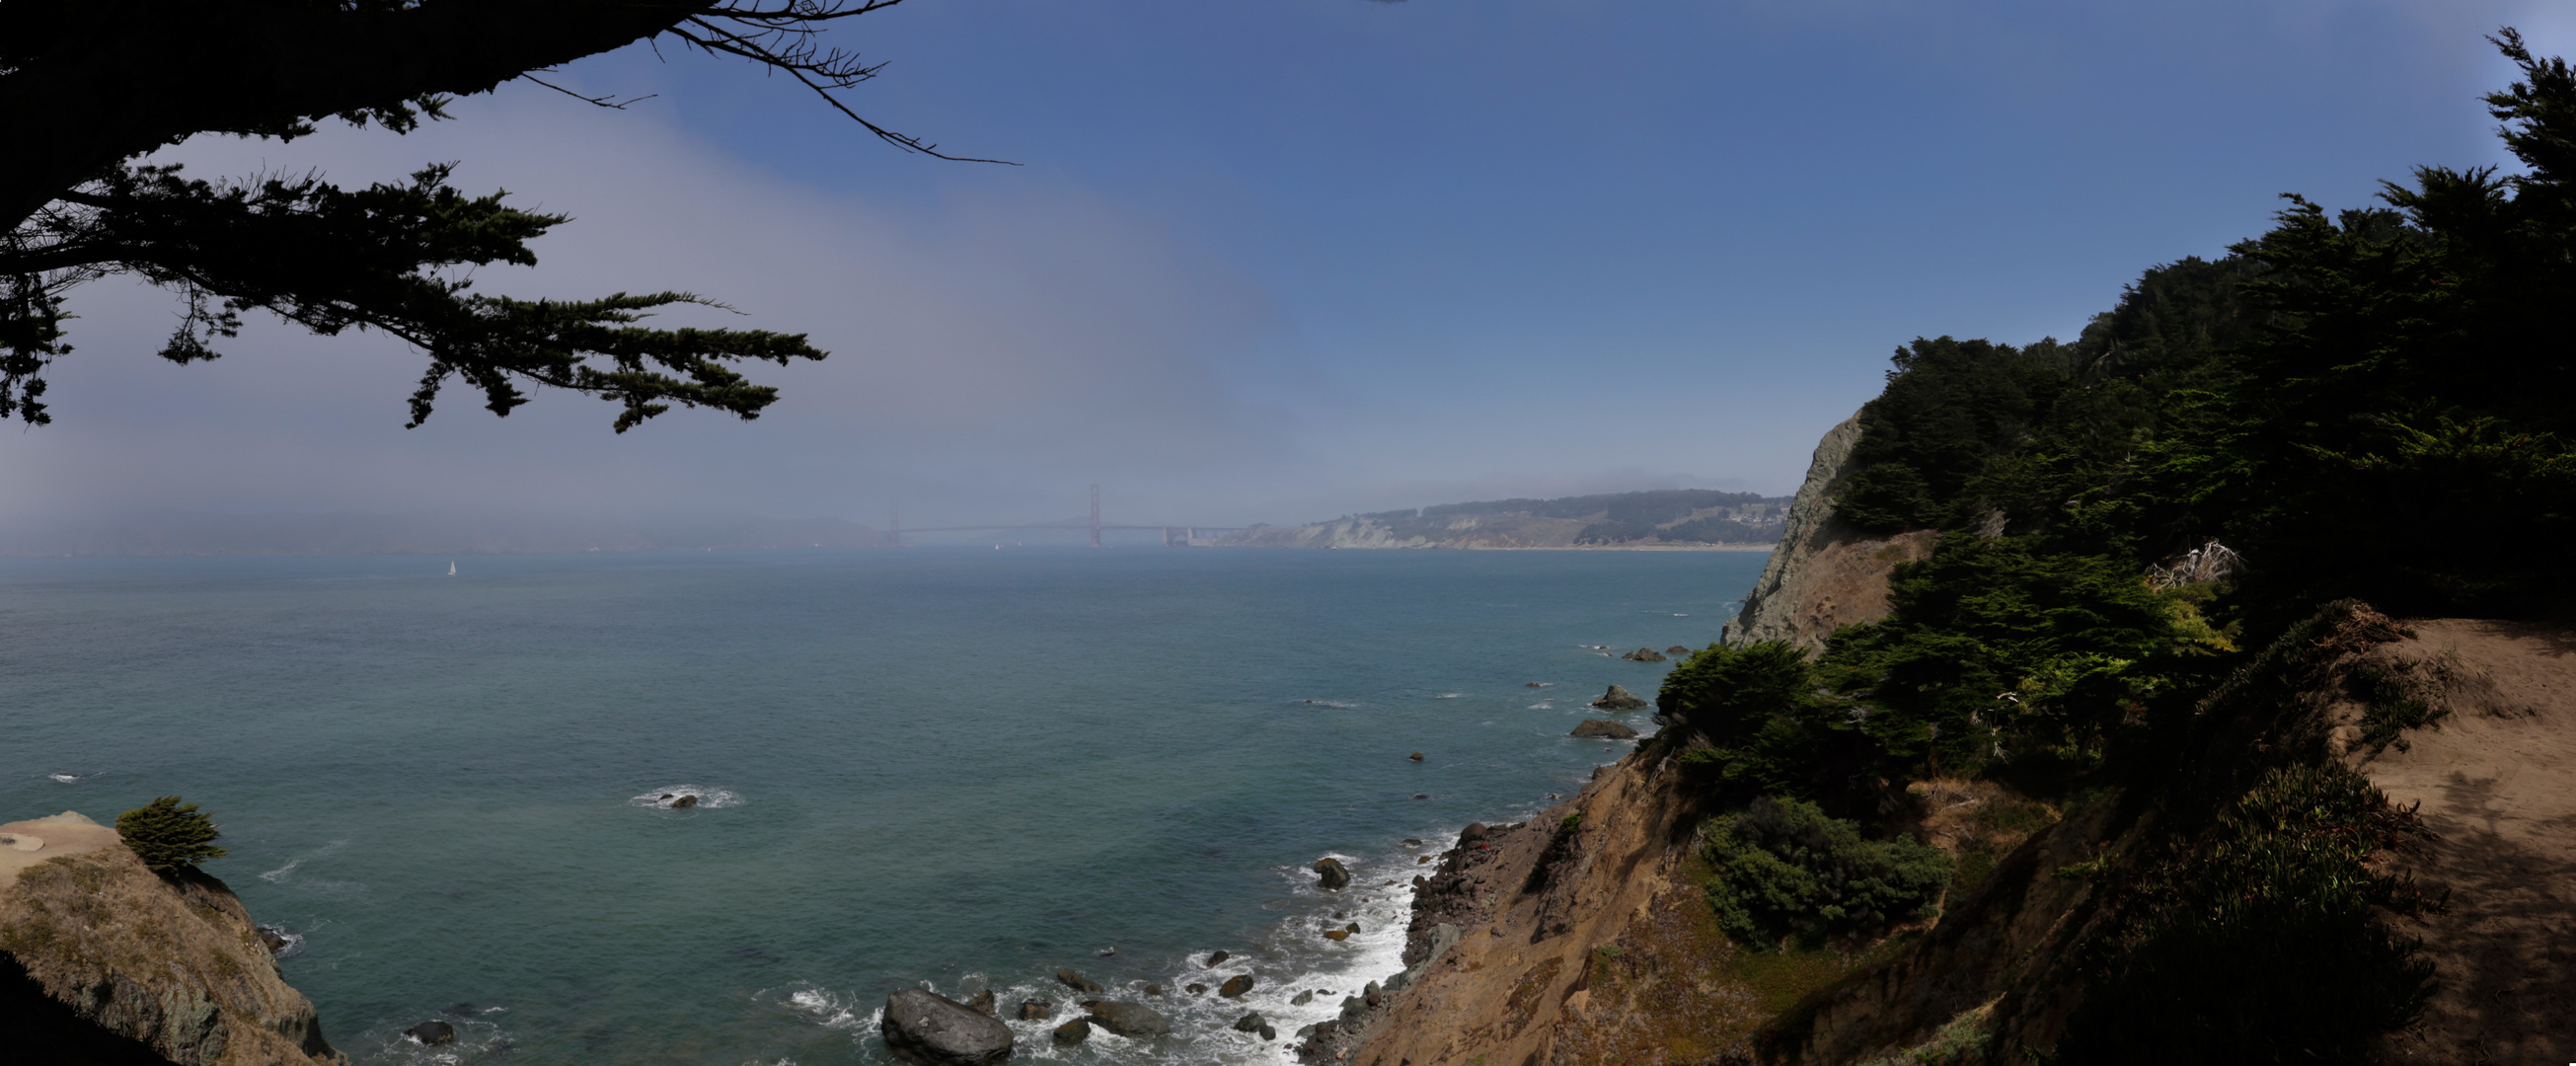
[0,811,119,882]
[2359,619,2576,1064]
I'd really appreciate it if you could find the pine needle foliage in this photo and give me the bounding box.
[114,796,228,875]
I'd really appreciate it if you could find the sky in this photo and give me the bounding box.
[6,0,2573,532]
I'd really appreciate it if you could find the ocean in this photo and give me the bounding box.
[0,545,1769,1065]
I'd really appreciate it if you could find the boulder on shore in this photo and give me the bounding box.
[1085,1001,1172,1038]
[1314,857,1351,890]
[1621,647,1667,661]
[1590,684,1649,711]
[1571,719,1640,739]
[1056,967,1104,993]
[882,989,1013,1066]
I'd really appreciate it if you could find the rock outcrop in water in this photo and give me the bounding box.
[1570,720,1639,739]
[1084,1000,1172,1037]
[1313,857,1350,890]
[0,811,347,1066]
[881,989,1013,1065]
[1588,684,1648,711]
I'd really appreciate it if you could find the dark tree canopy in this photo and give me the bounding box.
[1,1,984,430]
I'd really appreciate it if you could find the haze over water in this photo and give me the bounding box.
[0,546,1765,1064]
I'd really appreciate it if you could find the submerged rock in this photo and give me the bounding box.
[1052,1018,1091,1045]
[1018,999,1055,1021]
[1262,1024,1277,1040]
[1571,719,1640,739]
[1314,857,1351,890]
[1408,751,1424,761]
[1056,967,1103,993]
[882,989,1013,1066]
[407,1021,456,1045]
[1292,989,1315,1006]
[1324,929,1350,941]
[1234,1011,1267,1032]
[1085,1001,1172,1037]
[670,794,700,809]
[1590,684,1649,710]
[1205,950,1230,967]
[1185,983,1208,996]
[1219,974,1255,999]
[964,989,995,1016]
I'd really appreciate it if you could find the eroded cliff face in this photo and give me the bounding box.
[1329,418,1940,1066]
[0,812,345,1066]
[1721,416,1934,651]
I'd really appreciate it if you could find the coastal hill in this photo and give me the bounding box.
[1218,490,1790,550]
[1327,39,2576,1065]
[0,812,344,1065]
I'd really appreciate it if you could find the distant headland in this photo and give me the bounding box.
[1217,490,1789,550]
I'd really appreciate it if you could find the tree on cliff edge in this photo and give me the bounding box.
[0,1,993,431]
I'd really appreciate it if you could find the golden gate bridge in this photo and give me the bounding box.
[889,485,1250,548]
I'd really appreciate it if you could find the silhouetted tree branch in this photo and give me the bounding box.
[0,1,983,429]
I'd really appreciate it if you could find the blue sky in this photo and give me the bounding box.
[5,0,2569,529]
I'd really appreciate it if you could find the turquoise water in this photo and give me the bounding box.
[0,546,1768,1065]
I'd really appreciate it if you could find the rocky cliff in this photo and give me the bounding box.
[1330,416,1937,1066]
[1341,409,2576,1066]
[0,811,345,1066]
[1720,415,1934,650]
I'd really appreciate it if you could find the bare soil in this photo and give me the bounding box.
[2352,620,2576,1065]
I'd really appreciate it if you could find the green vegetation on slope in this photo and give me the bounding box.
[1702,797,1950,951]
[1665,32,2576,1059]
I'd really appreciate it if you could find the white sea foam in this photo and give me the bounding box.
[631,786,743,809]
[258,924,307,959]
[260,839,346,882]
[1433,693,1464,699]
[780,986,865,1029]
[45,771,90,784]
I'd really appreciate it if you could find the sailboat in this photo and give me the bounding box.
[447,562,456,576]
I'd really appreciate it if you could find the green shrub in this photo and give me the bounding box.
[1702,797,1951,951]
[115,796,228,874]
[1658,641,1860,801]
[2052,764,2437,1063]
